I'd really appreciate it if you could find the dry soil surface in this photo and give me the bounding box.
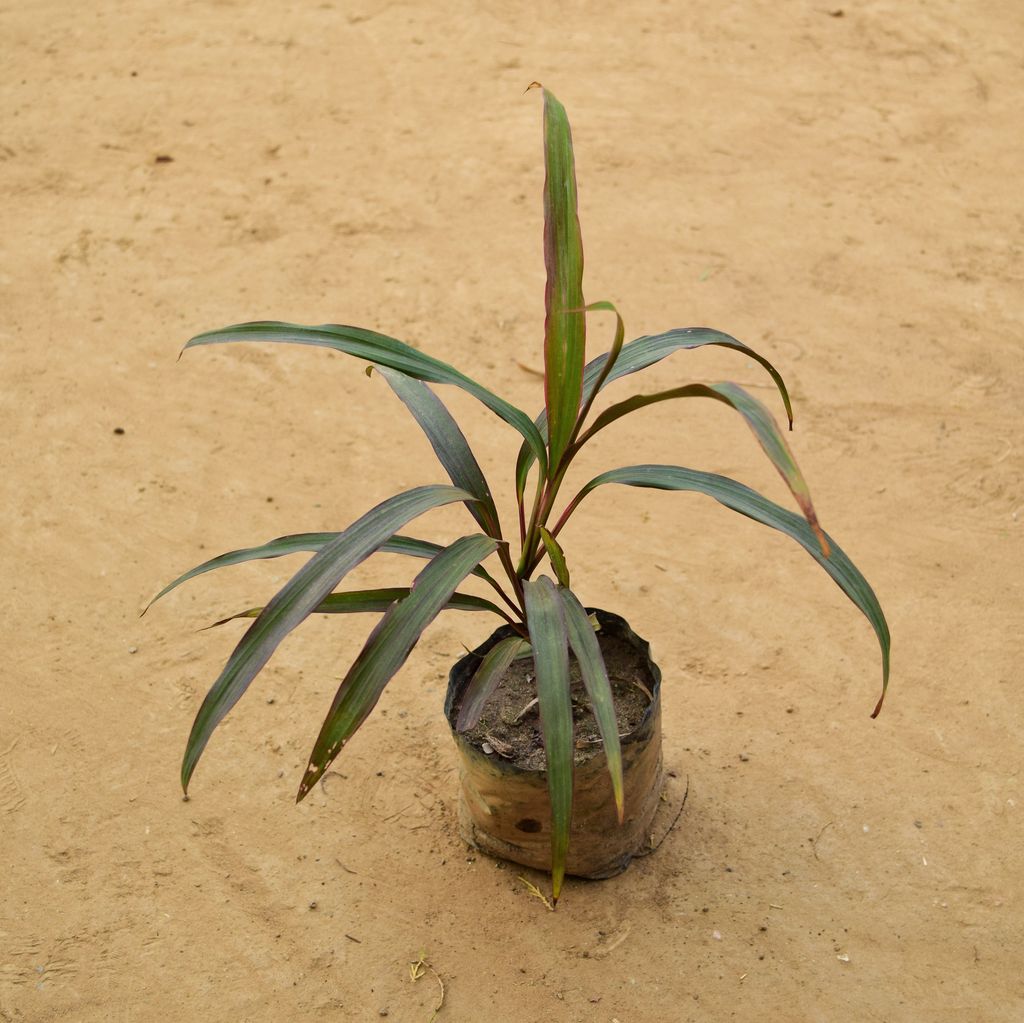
[3,2,1022,1021]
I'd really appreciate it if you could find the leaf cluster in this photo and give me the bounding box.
[149,86,890,903]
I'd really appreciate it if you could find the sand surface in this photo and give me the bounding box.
[3,1,1022,1020]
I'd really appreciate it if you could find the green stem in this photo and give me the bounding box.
[521,453,578,578]
[517,473,549,577]
[497,542,526,611]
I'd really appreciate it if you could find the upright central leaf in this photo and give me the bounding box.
[539,87,586,470]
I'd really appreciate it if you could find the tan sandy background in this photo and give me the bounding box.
[3,1,1022,1020]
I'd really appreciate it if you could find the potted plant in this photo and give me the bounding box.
[149,85,890,905]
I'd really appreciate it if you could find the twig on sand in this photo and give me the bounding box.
[634,776,690,857]
[812,820,834,861]
[409,951,445,1021]
[517,875,555,911]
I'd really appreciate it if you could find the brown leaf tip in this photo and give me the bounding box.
[870,691,886,719]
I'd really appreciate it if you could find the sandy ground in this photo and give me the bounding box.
[3,1,1022,1020]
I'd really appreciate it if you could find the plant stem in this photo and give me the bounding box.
[548,489,585,542]
[497,542,526,611]
[520,455,577,578]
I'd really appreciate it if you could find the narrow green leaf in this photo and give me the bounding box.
[297,534,500,798]
[183,320,547,479]
[575,381,828,554]
[537,87,586,469]
[145,533,337,614]
[376,366,501,537]
[559,588,624,823]
[523,575,573,905]
[591,329,794,426]
[455,635,531,732]
[568,465,890,715]
[516,325,793,498]
[181,485,474,793]
[539,526,571,589]
[204,588,506,629]
[515,301,622,506]
[145,532,499,614]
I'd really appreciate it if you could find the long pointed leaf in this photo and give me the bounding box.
[297,534,500,798]
[516,326,793,498]
[183,321,547,478]
[523,575,573,905]
[559,587,624,823]
[181,485,474,792]
[566,465,890,715]
[537,86,586,469]
[145,532,499,614]
[590,329,794,424]
[455,635,531,732]
[514,299,622,506]
[376,366,501,537]
[539,526,571,589]
[576,381,828,553]
[205,588,506,629]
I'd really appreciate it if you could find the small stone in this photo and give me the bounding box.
[127,646,138,654]
[836,952,850,963]
[481,742,494,755]
[712,930,722,940]
[379,1010,389,1017]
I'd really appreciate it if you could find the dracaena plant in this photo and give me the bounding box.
[150,85,890,903]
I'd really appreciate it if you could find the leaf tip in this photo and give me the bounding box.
[870,691,886,719]
[296,773,315,803]
[525,80,542,94]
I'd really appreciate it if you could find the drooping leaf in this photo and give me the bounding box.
[183,320,547,478]
[145,532,500,614]
[573,300,625,427]
[565,465,890,715]
[204,588,507,629]
[590,328,794,425]
[515,326,794,495]
[376,366,501,537]
[297,534,500,798]
[181,485,475,793]
[455,635,531,732]
[539,526,571,589]
[559,587,624,823]
[575,380,829,554]
[536,86,586,470]
[523,575,573,905]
